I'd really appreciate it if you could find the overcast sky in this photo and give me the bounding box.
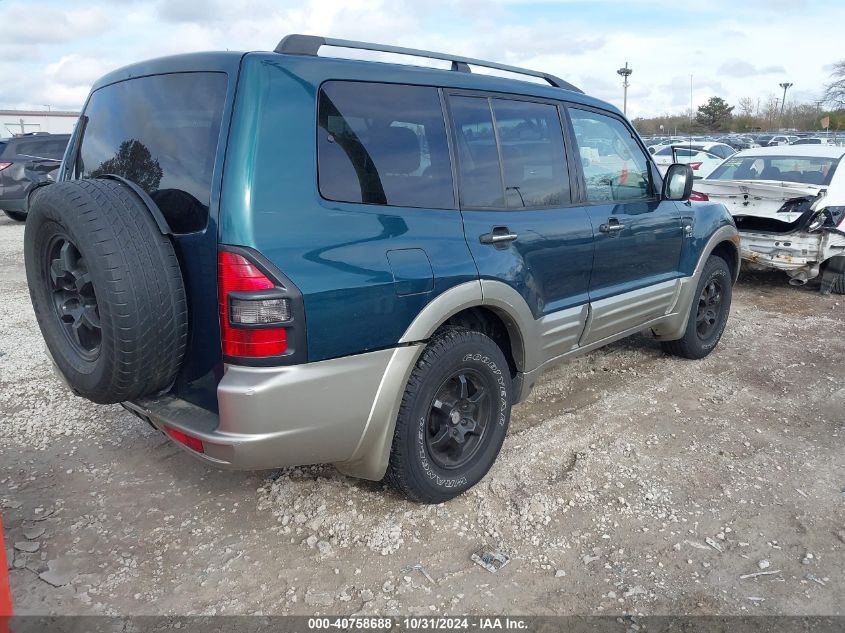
[1,0,843,118]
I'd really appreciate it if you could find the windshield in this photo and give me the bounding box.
[707,154,839,185]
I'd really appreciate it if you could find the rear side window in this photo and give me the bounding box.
[492,99,569,208]
[317,81,454,209]
[450,96,504,208]
[76,72,227,233]
[449,96,569,209]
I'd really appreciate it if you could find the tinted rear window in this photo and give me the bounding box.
[76,72,227,233]
[708,155,839,185]
[492,99,569,208]
[449,96,504,208]
[317,81,454,209]
[17,138,68,160]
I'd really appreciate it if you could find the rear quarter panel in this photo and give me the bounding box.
[220,54,479,362]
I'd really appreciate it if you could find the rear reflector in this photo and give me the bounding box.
[689,190,710,202]
[688,162,703,171]
[0,162,11,172]
[164,426,204,453]
[218,251,288,358]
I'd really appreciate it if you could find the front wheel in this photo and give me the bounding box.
[384,327,512,503]
[661,255,732,360]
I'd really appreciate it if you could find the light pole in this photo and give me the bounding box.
[778,82,793,128]
[617,62,632,116]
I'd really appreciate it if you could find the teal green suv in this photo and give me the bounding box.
[24,35,740,502]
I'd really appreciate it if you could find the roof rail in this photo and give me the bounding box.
[274,34,583,94]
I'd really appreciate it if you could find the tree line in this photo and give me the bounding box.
[632,61,845,135]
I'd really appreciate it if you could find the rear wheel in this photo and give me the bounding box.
[3,209,26,222]
[822,256,845,295]
[661,255,732,360]
[25,179,188,404]
[384,327,512,503]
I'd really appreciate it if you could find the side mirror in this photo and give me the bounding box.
[663,163,694,201]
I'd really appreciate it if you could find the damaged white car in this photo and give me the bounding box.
[693,145,845,294]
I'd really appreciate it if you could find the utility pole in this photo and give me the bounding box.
[689,75,694,139]
[778,82,793,129]
[617,62,632,116]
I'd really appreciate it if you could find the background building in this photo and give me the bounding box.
[1,109,80,137]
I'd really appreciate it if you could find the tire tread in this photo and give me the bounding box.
[385,326,510,503]
[25,179,188,404]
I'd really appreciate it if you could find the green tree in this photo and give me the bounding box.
[90,139,163,193]
[695,97,734,131]
[824,61,845,108]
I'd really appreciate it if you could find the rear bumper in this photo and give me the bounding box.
[123,344,423,477]
[740,229,845,279]
[0,197,26,212]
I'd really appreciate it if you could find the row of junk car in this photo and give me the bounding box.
[2,128,845,294]
[632,133,845,293]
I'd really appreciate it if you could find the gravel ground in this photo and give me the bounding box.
[1,213,843,616]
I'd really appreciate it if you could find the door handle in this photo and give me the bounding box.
[599,218,625,234]
[479,227,518,246]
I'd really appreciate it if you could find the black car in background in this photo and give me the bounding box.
[716,136,757,150]
[0,133,70,222]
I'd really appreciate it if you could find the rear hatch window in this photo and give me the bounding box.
[75,72,227,233]
[15,138,68,161]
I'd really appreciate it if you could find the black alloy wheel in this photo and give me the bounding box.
[385,327,513,503]
[426,369,493,470]
[695,277,724,340]
[660,254,732,360]
[45,235,101,360]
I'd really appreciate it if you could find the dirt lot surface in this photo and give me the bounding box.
[1,213,843,616]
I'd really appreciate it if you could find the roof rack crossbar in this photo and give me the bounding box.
[274,34,583,94]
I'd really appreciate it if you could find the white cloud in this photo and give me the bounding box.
[718,60,786,78]
[1,4,112,45]
[0,0,842,117]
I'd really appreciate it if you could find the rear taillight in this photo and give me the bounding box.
[217,248,306,365]
[689,191,709,202]
[218,251,289,358]
[0,162,11,171]
[688,162,703,171]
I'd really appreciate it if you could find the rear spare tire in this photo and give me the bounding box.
[24,179,188,404]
